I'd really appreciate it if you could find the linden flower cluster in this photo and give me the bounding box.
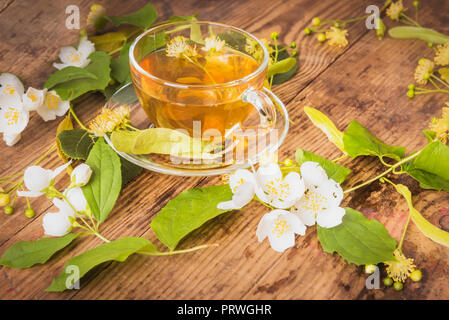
[218,159,345,252]
[0,73,70,146]
[386,0,404,21]
[89,106,131,136]
[304,17,349,48]
[408,42,449,98]
[166,36,199,59]
[17,162,93,237]
[429,104,449,143]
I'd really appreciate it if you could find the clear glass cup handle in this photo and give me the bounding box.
[242,87,277,129]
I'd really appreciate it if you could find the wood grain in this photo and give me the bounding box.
[1,0,449,300]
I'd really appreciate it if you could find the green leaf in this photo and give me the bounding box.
[317,208,396,266]
[88,32,127,54]
[151,185,233,250]
[110,42,132,85]
[57,129,95,160]
[46,237,152,292]
[388,26,449,44]
[304,106,345,152]
[55,115,74,164]
[392,183,449,248]
[267,57,296,78]
[0,234,80,269]
[44,67,98,90]
[295,149,351,183]
[108,4,157,29]
[414,141,449,180]
[82,138,122,223]
[402,161,449,192]
[343,120,406,160]
[49,52,111,101]
[120,157,143,186]
[110,128,214,158]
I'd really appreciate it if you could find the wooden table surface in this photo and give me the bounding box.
[1,0,449,300]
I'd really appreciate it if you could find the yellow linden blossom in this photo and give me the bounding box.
[245,38,274,63]
[386,0,404,21]
[429,104,449,142]
[203,35,226,53]
[166,36,198,59]
[414,58,434,84]
[439,68,449,83]
[89,106,130,136]
[86,4,106,29]
[434,43,449,66]
[384,249,416,282]
[325,27,349,48]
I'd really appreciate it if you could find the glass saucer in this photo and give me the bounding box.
[103,83,289,176]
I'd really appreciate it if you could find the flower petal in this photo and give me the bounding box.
[0,73,24,97]
[284,212,307,236]
[0,94,29,135]
[42,211,72,237]
[291,204,316,226]
[300,161,328,189]
[58,46,78,65]
[268,231,295,252]
[53,197,75,217]
[229,169,257,193]
[256,210,278,242]
[317,178,343,208]
[77,36,95,59]
[256,162,283,187]
[316,206,346,228]
[22,87,46,112]
[23,166,53,192]
[51,160,73,179]
[3,133,21,146]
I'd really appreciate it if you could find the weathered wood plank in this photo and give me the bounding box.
[1,0,448,300]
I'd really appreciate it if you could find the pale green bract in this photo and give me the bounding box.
[267,57,297,78]
[151,185,233,250]
[304,106,345,152]
[393,184,449,248]
[0,234,80,269]
[46,237,157,292]
[110,128,217,159]
[388,26,449,44]
[317,208,397,266]
[82,138,122,223]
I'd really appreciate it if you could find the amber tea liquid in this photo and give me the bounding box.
[132,45,263,137]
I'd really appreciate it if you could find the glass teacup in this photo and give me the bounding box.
[125,21,288,171]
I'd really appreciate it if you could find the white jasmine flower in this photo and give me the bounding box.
[53,35,95,70]
[202,35,225,53]
[64,187,88,214]
[0,94,29,146]
[36,90,70,121]
[22,87,46,112]
[217,169,257,210]
[291,161,345,228]
[42,198,75,237]
[0,73,24,98]
[17,161,72,197]
[256,209,306,252]
[255,163,305,209]
[70,163,92,186]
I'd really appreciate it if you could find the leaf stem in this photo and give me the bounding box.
[343,151,422,194]
[139,243,219,256]
[69,106,89,131]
